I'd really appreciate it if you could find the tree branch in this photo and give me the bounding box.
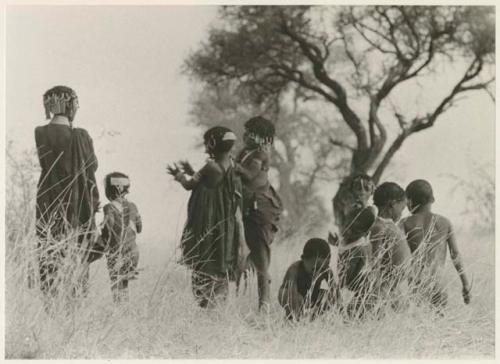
[279,17,369,151]
[329,137,355,151]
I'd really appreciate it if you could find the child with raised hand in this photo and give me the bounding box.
[167,126,247,308]
[401,179,471,309]
[235,116,283,310]
[278,238,337,321]
[101,172,142,303]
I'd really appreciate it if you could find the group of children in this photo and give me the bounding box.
[167,117,283,309]
[279,180,472,321]
[35,86,143,305]
[165,116,471,320]
[34,86,473,319]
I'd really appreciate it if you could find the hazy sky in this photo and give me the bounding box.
[6,6,495,255]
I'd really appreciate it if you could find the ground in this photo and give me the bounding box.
[5,228,494,359]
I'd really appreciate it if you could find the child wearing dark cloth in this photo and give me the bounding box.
[101,172,142,303]
[278,238,337,321]
[401,179,471,309]
[167,126,247,308]
[35,85,99,303]
[235,116,283,310]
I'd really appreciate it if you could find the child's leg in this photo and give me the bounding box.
[244,220,273,310]
[279,284,304,321]
[211,275,229,307]
[191,271,210,308]
[111,279,129,303]
[430,285,448,310]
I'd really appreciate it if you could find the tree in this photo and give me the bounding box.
[185,5,495,227]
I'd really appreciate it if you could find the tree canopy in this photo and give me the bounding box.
[185,5,494,232]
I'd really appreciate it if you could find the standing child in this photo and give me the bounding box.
[168,126,246,308]
[101,172,142,303]
[235,116,283,310]
[401,179,471,309]
[278,238,337,321]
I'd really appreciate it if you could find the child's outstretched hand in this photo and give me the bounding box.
[166,163,180,176]
[179,160,195,176]
[167,163,185,182]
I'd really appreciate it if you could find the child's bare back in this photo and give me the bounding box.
[402,212,451,278]
[403,179,471,308]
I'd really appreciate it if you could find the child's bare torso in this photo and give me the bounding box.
[402,212,451,280]
[236,148,270,191]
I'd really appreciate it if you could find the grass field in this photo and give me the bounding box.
[5,222,494,359]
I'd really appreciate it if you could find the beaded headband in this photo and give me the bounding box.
[43,91,79,119]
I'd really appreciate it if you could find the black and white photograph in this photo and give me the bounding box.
[2,2,496,359]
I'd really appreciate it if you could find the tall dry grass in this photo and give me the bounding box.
[4,151,494,359]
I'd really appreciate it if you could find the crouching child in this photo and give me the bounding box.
[278,238,337,321]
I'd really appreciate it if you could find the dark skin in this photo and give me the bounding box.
[278,256,334,318]
[234,132,271,191]
[166,143,232,190]
[401,201,471,304]
[370,198,411,268]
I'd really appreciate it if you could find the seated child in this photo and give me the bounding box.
[401,179,471,309]
[101,172,142,303]
[336,205,378,292]
[368,182,411,309]
[278,238,337,321]
[335,205,377,317]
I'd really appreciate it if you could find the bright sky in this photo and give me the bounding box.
[5,6,495,258]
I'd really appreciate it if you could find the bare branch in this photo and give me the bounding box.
[279,17,369,151]
[329,137,355,151]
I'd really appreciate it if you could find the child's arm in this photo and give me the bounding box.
[132,203,142,234]
[278,265,304,318]
[235,206,250,272]
[235,150,268,181]
[100,205,114,249]
[446,220,471,304]
[391,228,411,267]
[167,163,201,191]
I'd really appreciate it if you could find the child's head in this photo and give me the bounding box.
[203,126,236,157]
[346,173,375,208]
[43,85,79,122]
[373,182,407,221]
[243,116,275,148]
[301,238,331,275]
[343,205,377,243]
[105,172,130,201]
[405,179,435,212]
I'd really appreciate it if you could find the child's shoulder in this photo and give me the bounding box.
[284,260,302,278]
[103,202,114,213]
[239,147,268,160]
[432,213,452,229]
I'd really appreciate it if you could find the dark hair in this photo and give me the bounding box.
[302,238,331,261]
[203,126,235,156]
[43,85,79,121]
[406,179,435,206]
[244,116,275,139]
[373,182,406,209]
[43,85,76,98]
[343,206,377,243]
[105,172,130,201]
